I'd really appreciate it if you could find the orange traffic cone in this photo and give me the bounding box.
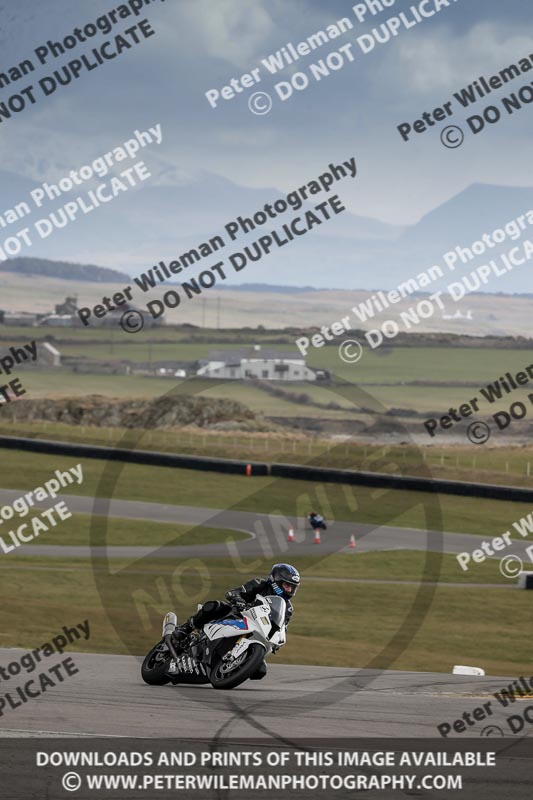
[349,535,356,549]
[288,527,295,543]
[314,528,321,544]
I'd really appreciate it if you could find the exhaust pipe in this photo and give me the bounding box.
[162,611,177,637]
[162,612,180,661]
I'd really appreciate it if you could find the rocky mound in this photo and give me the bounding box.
[3,395,258,429]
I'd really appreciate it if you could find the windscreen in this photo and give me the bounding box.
[263,595,286,627]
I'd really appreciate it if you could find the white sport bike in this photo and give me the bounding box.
[141,594,287,690]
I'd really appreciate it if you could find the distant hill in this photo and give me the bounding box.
[0,269,531,335]
[0,166,403,279]
[3,257,130,283]
[1,164,532,291]
[218,283,321,294]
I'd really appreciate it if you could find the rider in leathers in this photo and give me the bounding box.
[172,563,300,678]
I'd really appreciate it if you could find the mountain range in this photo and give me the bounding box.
[0,166,532,293]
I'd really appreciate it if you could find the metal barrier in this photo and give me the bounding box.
[1,435,531,502]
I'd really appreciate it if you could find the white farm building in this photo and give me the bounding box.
[197,346,321,381]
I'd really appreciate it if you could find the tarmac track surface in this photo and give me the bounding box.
[0,490,530,568]
[1,491,530,787]
[0,650,525,739]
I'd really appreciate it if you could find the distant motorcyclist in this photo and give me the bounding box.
[172,563,300,645]
[308,511,327,530]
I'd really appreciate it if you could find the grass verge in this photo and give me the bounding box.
[15,513,248,547]
[0,553,528,675]
[1,449,532,539]
[2,418,533,489]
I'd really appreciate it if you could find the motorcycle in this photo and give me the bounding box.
[141,594,287,690]
[308,514,327,530]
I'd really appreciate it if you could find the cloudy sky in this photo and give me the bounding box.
[0,0,531,284]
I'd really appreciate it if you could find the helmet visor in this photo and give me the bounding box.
[281,580,297,595]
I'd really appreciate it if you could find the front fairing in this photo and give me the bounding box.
[203,594,286,643]
[204,616,251,639]
[261,594,286,628]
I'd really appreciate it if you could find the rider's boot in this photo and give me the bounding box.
[172,617,194,644]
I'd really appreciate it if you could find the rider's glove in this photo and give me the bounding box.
[226,590,246,611]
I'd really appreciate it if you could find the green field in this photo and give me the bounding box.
[5,336,533,427]
[4,326,533,449]
[311,345,533,384]
[0,325,287,345]
[1,448,531,675]
[2,418,533,488]
[25,338,533,386]
[1,448,532,540]
[8,336,528,490]
[151,552,510,585]
[0,552,529,674]
[18,513,248,547]
[366,384,533,414]
[11,368,533,423]
[2,330,532,675]
[10,372,358,419]
[5,325,530,386]
[59,342,241,362]
[8,371,177,400]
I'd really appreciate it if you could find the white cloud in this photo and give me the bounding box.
[392,22,533,95]
[178,0,274,67]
